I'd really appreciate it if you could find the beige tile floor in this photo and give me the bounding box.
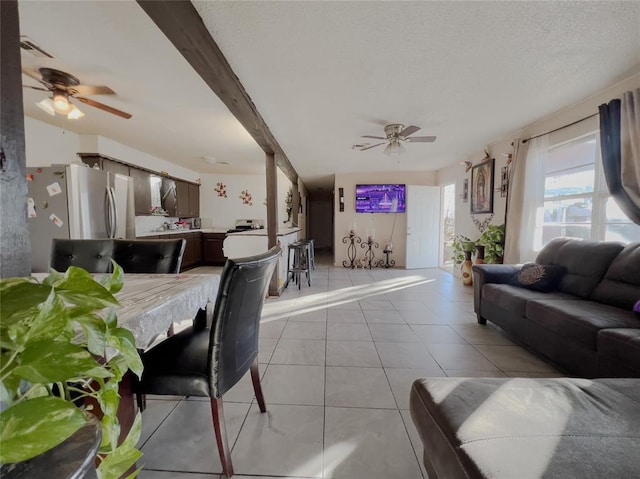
[138,254,561,479]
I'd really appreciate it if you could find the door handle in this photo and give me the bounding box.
[105,187,112,238]
[109,187,118,238]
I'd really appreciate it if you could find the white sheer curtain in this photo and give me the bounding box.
[503,135,547,263]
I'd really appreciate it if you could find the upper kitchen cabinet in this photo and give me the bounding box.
[129,168,163,215]
[188,183,200,218]
[176,180,200,218]
[161,177,178,216]
[78,153,129,177]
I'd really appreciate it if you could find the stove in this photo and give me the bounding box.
[227,218,264,234]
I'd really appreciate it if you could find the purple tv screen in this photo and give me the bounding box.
[355,184,406,213]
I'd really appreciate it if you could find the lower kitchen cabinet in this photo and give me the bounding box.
[169,232,202,270]
[202,233,227,266]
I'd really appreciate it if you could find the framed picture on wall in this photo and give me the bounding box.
[470,158,494,214]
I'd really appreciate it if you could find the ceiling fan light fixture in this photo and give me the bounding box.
[36,97,55,116]
[67,103,84,120]
[52,90,71,114]
[384,140,405,156]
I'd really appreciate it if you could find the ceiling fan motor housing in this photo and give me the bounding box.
[39,67,80,89]
[384,123,405,139]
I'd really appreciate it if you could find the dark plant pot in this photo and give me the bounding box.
[0,415,101,479]
[475,245,485,264]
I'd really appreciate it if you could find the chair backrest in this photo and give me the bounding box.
[209,246,280,397]
[50,239,115,273]
[50,238,186,274]
[112,239,186,274]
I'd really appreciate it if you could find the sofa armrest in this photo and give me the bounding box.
[472,264,522,323]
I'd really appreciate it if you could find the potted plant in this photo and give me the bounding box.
[477,224,506,264]
[451,234,476,266]
[0,265,143,479]
[451,235,476,286]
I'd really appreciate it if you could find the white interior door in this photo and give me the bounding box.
[406,185,441,269]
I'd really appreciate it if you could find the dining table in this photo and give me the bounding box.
[113,273,221,351]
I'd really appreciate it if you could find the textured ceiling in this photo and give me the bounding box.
[18,1,640,191]
[193,0,640,190]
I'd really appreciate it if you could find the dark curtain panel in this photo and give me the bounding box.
[599,95,640,225]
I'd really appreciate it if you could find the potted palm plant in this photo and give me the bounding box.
[0,264,143,479]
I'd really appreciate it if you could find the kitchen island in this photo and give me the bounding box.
[224,227,301,292]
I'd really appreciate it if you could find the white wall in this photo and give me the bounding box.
[200,173,267,229]
[435,71,640,271]
[25,118,81,166]
[334,170,437,267]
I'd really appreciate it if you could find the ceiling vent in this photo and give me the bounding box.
[20,36,54,58]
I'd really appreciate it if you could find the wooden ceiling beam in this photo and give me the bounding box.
[137,0,298,184]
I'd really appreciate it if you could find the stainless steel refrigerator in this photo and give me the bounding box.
[27,163,135,272]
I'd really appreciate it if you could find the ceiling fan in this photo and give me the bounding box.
[359,123,436,155]
[22,67,132,120]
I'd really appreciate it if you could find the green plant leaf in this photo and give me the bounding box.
[100,262,124,295]
[97,445,142,479]
[27,291,73,344]
[107,328,143,379]
[13,340,112,383]
[75,314,108,356]
[53,267,119,309]
[0,396,86,463]
[97,413,143,479]
[0,282,53,326]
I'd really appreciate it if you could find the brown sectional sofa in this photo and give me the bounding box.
[472,238,640,377]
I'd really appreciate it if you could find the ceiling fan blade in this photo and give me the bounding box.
[22,67,46,85]
[71,84,115,96]
[399,125,421,137]
[406,135,437,143]
[23,85,49,92]
[360,142,385,151]
[75,96,132,119]
[361,135,386,140]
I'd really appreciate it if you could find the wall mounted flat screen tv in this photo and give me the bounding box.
[355,184,406,213]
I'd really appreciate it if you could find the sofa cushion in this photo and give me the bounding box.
[482,283,573,318]
[409,377,640,479]
[591,242,640,310]
[597,329,640,377]
[510,263,566,292]
[535,238,624,299]
[526,299,638,351]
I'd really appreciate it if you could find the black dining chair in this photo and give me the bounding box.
[134,246,280,478]
[49,238,186,274]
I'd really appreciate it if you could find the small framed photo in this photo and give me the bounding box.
[471,159,494,214]
[463,179,469,202]
[500,166,509,197]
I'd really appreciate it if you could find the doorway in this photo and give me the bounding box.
[440,183,455,270]
[405,185,440,268]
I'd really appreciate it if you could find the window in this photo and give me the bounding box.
[541,132,639,246]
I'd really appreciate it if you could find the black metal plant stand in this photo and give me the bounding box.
[342,233,362,268]
[361,239,379,269]
[377,249,396,268]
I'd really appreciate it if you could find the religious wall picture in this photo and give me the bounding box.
[470,158,494,214]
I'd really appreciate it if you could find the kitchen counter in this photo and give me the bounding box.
[226,227,301,237]
[136,228,229,237]
[223,227,301,293]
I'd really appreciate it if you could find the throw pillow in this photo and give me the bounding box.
[510,263,566,293]
[634,300,640,320]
